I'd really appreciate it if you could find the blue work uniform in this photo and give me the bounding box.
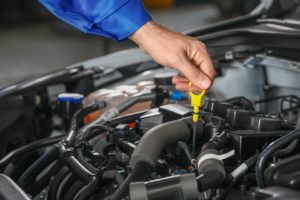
[39,0,152,41]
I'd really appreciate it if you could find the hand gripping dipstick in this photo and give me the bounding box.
[189,82,207,156]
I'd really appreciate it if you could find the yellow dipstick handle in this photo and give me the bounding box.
[189,82,207,157]
[188,82,207,123]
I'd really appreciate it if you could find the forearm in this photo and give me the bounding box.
[130,21,161,46]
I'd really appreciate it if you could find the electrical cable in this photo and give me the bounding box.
[215,154,258,200]
[253,95,300,105]
[280,96,300,113]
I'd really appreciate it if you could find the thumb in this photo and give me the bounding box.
[177,56,212,90]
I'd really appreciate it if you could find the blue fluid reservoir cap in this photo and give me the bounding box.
[57,93,84,103]
[170,90,184,101]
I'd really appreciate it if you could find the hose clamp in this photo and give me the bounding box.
[197,150,235,169]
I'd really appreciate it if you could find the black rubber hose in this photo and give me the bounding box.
[245,154,259,167]
[111,118,194,200]
[48,167,70,200]
[28,158,64,195]
[85,93,156,129]
[80,124,113,142]
[76,150,98,174]
[256,129,300,188]
[57,173,73,200]
[229,154,258,181]
[197,149,227,191]
[196,131,230,191]
[110,161,153,200]
[216,154,259,200]
[61,148,99,200]
[73,176,98,200]
[60,134,101,200]
[17,147,59,189]
[129,117,192,169]
[0,135,65,167]
[276,139,298,157]
[64,180,85,200]
[116,93,156,114]
[61,145,95,183]
[116,140,136,156]
[201,131,229,151]
[108,110,147,127]
[66,102,105,147]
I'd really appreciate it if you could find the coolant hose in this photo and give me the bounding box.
[111,117,194,200]
[85,93,156,129]
[66,102,105,147]
[0,135,65,167]
[215,154,259,200]
[116,93,156,114]
[196,131,231,191]
[17,147,59,190]
[129,117,192,169]
[256,128,300,188]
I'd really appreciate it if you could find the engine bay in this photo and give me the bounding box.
[0,67,299,200]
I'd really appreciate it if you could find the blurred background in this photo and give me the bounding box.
[0,0,260,87]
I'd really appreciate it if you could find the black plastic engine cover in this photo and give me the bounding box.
[250,117,282,132]
[226,108,255,129]
[228,114,290,161]
[228,131,285,161]
[139,104,192,132]
[203,100,233,118]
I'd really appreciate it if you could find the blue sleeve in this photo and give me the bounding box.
[39,0,152,41]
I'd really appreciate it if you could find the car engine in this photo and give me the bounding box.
[0,66,299,200]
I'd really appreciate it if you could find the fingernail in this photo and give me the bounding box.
[200,79,211,89]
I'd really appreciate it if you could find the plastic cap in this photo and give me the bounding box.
[170,90,184,101]
[57,93,84,103]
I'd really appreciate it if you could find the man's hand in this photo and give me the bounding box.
[130,20,216,92]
